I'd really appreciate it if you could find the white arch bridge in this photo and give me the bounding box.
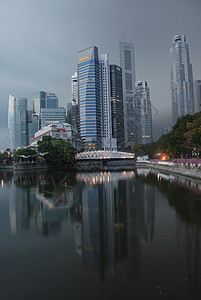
[75,151,135,171]
[76,150,135,160]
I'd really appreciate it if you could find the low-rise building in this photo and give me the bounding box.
[30,123,83,151]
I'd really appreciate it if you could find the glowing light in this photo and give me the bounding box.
[1,180,3,188]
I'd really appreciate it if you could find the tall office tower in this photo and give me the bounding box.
[134,81,153,144]
[33,91,46,115]
[170,35,194,125]
[67,103,79,131]
[194,80,201,112]
[8,95,27,151]
[119,41,136,149]
[110,64,124,150]
[46,92,58,109]
[77,46,101,150]
[99,54,116,150]
[27,111,39,145]
[72,72,78,105]
[41,107,66,128]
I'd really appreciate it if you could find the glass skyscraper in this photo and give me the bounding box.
[170,35,194,124]
[8,95,27,151]
[119,41,136,150]
[134,81,153,144]
[77,46,101,150]
[46,92,58,109]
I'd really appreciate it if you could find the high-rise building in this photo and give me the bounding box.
[8,95,27,150]
[194,80,201,113]
[119,41,136,149]
[33,91,46,115]
[110,64,124,150]
[77,46,101,150]
[27,111,39,145]
[134,81,153,144]
[67,103,79,131]
[41,107,66,128]
[46,92,58,109]
[99,54,116,150]
[72,72,78,105]
[170,35,194,124]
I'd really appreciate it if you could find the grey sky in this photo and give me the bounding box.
[1,0,201,149]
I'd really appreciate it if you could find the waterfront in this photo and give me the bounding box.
[0,169,201,299]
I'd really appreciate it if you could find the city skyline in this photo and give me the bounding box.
[1,0,201,149]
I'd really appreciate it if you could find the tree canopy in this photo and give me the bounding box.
[134,112,201,159]
[37,137,77,166]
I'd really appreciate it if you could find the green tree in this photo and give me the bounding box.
[37,137,77,166]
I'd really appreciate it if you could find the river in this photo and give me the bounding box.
[0,169,201,300]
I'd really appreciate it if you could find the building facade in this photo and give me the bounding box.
[194,80,201,113]
[110,64,124,150]
[46,92,58,109]
[33,91,46,115]
[170,35,194,124]
[119,41,136,149]
[8,95,28,151]
[72,72,78,105]
[77,46,101,150]
[99,54,116,150]
[30,123,83,151]
[134,81,153,144]
[41,108,66,128]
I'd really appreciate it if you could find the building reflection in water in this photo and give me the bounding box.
[73,171,155,280]
[6,168,201,288]
[8,171,78,236]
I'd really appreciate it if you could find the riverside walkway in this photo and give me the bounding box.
[136,160,201,180]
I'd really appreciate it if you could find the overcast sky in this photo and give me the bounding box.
[0,0,201,149]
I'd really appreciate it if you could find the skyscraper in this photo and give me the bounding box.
[194,80,201,113]
[33,91,46,115]
[46,92,58,109]
[119,41,136,149]
[170,35,194,124]
[134,81,153,144]
[110,64,124,150]
[72,72,78,105]
[77,46,101,150]
[99,54,116,150]
[8,95,27,150]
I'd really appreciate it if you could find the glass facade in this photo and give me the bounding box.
[170,35,194,124]
[46,92,58,109]
[119,41,136,149]
[78,46,101,150]
[134,81,153,144]
[110,65,124,150]
[41,108,66,128]
[8,95,27,151]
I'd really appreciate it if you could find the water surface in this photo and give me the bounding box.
[0,169,201,300]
